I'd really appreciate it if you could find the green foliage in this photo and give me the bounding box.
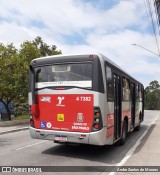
[145,80,160,110]
[145,80,160,92]
[0,36,62,120]
[33,36,61,56]
[12,115,30,120]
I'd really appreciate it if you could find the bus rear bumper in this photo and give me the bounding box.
[29,126,107,146]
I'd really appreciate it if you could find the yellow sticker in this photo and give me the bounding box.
[57,114,64,122]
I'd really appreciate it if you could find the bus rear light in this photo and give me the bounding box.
[95,112,100,117]
[92,107,103,132]
[30,118,35,128]
[89,54,94,59]
[55,87,65,90]
[31,104,39,118]
[30,119,34,125]
[95,118,100,122]
[94,124,99,129]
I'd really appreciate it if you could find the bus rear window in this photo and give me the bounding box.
[35,63,92,89]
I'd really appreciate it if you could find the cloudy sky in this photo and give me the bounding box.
[0,0,160,87]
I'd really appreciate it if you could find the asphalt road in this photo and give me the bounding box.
[0,110,159,175]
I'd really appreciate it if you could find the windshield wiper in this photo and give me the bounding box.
[35,86,92,91]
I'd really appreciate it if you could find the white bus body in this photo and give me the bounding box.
[29,53,144,146]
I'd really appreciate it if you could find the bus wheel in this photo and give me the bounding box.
[119,120,127,146]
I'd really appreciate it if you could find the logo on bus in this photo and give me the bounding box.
[56,97,65,107]
[57,114,64,122]
[40,121,46,128]
[47,122,52,129]
[40,96,51,103]
[77,113,84,122]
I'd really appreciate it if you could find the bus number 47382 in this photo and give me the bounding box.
[76,96,91,101]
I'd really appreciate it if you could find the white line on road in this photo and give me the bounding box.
[16,140,48,151]
[102,115,159,175]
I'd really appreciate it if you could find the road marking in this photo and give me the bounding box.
[16,140,48,151]
[102,115,159,175]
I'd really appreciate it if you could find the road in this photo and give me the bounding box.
[0,110,159,175]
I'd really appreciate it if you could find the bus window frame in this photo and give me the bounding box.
[34,62,94,90]
[137,84,143,102]
[136,84,139,102]
[122,77,131,102]
[105,64,114,102]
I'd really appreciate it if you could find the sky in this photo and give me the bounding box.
[0,0,160,87]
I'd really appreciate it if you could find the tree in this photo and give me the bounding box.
[17,37,61,100]
[145,80,160,92]
[0,43,18,120]
[0,37,61,120]
[145,80,160,110]
[33,36,61,56]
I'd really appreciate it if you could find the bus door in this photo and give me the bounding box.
[113,74,121,140]
[130,83,135,128]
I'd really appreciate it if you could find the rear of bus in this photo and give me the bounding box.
[29,54,107,145]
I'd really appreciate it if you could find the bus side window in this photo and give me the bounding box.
[139,85,142,101]
[122,78,130,101]
[106,66,114,101]
[136,85,142,102]
[136,84,139,101]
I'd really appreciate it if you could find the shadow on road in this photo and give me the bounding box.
[134,124,156,153]
[41,124,154,165]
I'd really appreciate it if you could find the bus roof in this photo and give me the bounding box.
[31,53,143,86]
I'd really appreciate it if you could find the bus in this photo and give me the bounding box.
[29,53,144,146]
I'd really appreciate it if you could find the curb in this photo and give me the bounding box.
[0,127,29,135]
[0,119,29,127]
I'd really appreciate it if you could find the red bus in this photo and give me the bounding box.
[29,53,144,145]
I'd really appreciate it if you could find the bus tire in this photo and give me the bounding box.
[119,120,127,146]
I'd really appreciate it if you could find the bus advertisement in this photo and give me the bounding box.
[29,53,144,146]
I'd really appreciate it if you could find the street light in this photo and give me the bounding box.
[132,43,160,57]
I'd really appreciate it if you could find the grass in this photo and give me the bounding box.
[12,115,30,120]
[0,120,5,122]
[0,115,30,122]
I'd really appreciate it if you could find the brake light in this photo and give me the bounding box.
[95,112,100,117]
[30,118,35,128]
[94,124,99,129]
[55,87,65,90]
[31,104,39,118]
[92,107,103,131]
[30,119,34,125]
[89,54,94,59]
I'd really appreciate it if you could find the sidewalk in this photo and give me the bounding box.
[122,113,160,166]
[0,119,29,135]
[114,111,160,175]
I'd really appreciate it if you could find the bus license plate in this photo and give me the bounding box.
[55,135,68,141]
